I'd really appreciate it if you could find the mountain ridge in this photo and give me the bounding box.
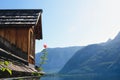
[35,46,83,73]
[59,32,120,74]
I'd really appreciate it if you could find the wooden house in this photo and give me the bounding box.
[0,9,43,69]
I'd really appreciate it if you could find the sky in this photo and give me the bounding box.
[0,0,120,53]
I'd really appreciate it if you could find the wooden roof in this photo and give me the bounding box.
[0,9,43,39]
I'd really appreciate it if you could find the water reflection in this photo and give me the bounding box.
[40,74,120,80]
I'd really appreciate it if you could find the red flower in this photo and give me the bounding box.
[43,44,47,48]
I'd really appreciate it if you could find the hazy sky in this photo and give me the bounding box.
[0,0,120,53]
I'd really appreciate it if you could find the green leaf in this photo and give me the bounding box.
[4,61,9,66]
[44,58,47,60]
[0,61,12,75]
[40,56,44,59]
[6,68,12,75]
[1,68,6,71]
[42,62,46,64]
[41,49,46,53]
[39,67,43,71]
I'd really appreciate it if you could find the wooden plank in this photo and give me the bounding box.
[24,28,28,53]
[21,28,27,52]
[0,19,37,22]
[0,16,38,19]
[16,28,22,49]
[9,28,16,44]
[0,28,4,37]
[4,28,10,41]
[0,20,37,22]
[0,12,39,16]
[0,22,36,24]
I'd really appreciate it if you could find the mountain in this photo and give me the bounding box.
[113,32,120,42]
[60,32,120,74]
[35,46,83,73]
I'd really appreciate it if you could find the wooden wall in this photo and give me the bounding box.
[0,27,28,53]
[0,27,35,65]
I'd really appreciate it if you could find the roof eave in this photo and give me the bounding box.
[35,13,43,40]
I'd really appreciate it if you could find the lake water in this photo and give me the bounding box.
[40,74,120,80]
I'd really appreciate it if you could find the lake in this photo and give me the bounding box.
[40,74,120,80]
